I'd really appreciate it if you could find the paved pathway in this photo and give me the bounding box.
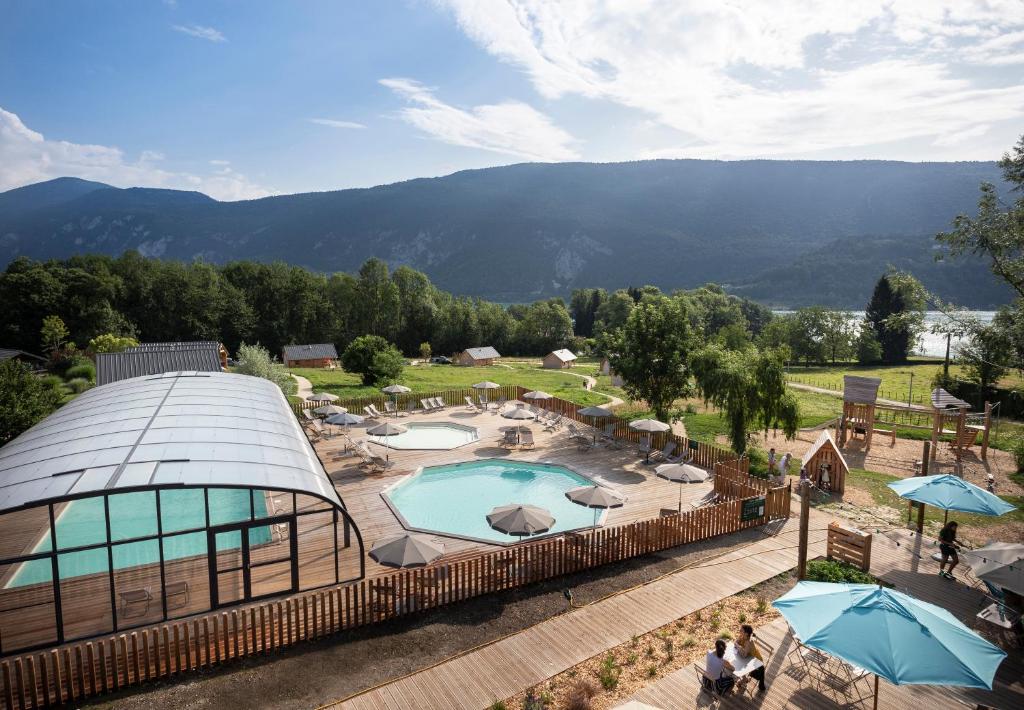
[292,373,313,399]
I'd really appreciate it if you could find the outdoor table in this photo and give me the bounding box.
[724,642,764,678]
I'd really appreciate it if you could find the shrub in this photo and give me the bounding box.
[0,360,62,444]
[684,402,697,414]
[625,652,638,665]
[646,664,658,677]
[522,692,545,710]
[682,636,696,648]
[66,377,92,394]
[235,343,297,395]
[598,654,620,690]
[65,363,96,382]
[755,596,768,614]
[40,375,64,389]
[663,638,674,661]
[720,631,733,641]
[1013,438,1024,474]
[738,612,747,623]
[488,702,508,710]
[807,559,876,585]
[88,333,139,353]
[565,680,597,710]
[341,335,404,386]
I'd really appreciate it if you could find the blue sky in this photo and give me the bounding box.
[2,1,1023,200]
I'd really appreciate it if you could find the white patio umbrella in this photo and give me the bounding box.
[369,533,445,568]
[578,405,614,444]
[962,542,1024,595]
[501,406,535,441]
[381,383,411,411]
[472,380,501,408]
[629,419,671,464]
[367,421,407,464]
[487,504,555,537]
[656,463,709,512]
[565,484,625,527]
[307,392,339,403]
[312,404,348,417]
[325,411,364,441]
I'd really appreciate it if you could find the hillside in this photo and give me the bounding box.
[0,160,1012,307]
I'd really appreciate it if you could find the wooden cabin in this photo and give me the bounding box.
[801,430,849,494]
[282,343,339,368]
[456,346,501,367]
[542,349,577,369]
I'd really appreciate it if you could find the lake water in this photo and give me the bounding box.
[772,311,996,358]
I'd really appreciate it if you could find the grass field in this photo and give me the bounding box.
[290,361,612,406]
[785,359,964,405]
[845,468,1023,528]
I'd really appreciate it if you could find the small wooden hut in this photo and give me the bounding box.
[802,430,849,494]
[542,349,577,369]
[456,346,501,367]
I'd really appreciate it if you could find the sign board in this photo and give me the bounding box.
[741,496,766,522]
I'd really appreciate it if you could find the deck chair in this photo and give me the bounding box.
[651,441,676,462]
[477,394,490,411]
[119,588,152,617]
[519,429,535,449]
[406,400,417,415]
[368,403,386,418]
[665,447,690,464]
[637,436,652,458]
[302,409,317,422]
[978,580,1022,629]
[164,580,190,610]
[501,429,519,447]
[363,405,380,419]
[568,424,593,451]
[692,491,721,509]
[494,396,507,409]
[368,455,392,472]
[435,396,449,409]
[420,398,436,411]
[465,396,483,412]
[383,400,400,416]
[600,423,623,450]
[306,419,326,442]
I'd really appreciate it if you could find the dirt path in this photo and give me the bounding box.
[561,370,625,407]
[292,374,313,400]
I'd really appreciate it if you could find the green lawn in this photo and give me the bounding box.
[785,359,958,405]
[290,362,612,407]
[845,467,1023,528]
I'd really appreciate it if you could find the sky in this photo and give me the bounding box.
[1,0,1023,200]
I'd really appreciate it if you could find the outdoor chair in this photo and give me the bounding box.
[436,396,449,409]
[383,400,399,416]
[519,429,535,448]
[465,396,483,412]
[494,396,507,408]
[501,429,518,448]
[568,424,594,451]
[694,663,729,704]
[164,581,190,610]
[543,413,562,431]
[119,588,152,617]
[406,400,417,415]
[368,455,392,472]
[692,491,721,509]
[368,404,385,418]
[477,394,489,411]
[302,409,317,422]
[307,419,327,442]
[363,405,380,419]
[977,580,1022,629]
[651,441,676,462]
[420,398,433,411]
[665,447,690,464]
[637,436,652,458]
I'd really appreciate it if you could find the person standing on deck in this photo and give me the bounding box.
[938,521,961,580]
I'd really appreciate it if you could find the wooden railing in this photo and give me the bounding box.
[0,477,789,708]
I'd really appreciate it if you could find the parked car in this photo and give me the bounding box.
[430,356,452,364]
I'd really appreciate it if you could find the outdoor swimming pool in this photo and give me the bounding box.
[383,459,605,543]
[369,421,479,450]
[7,489,269,588]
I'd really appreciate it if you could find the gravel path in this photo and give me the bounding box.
[292,373,313,400]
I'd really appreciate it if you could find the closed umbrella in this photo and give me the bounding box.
[367,421,407,465]
[888,474,1016,523]
[656,462,709,512]
[578,405,614,444]
[773,581,1007,709]
[312,404,348,417]
[472,381,501,408]
[629,419,671,464]
[962,542,1024,595]
[565,484,625,527]
[369,533,445,568]
[487,504,555,537]
[307,392,338,403]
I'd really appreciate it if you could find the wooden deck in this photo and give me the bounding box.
[321,405,717,578]
[333,505,1023,710]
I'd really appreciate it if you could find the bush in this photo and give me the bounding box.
[0,360,62,444]
[565,680,596,710]
[40,375,64,390]
[66,377,92,394]
[341,335,404,386]
[597,654,620,690]
[522,692,545,710]
[1013,439,1024,474]
[65,363,96,382]
[488,702,508,710]
[235,343,296,395]
[807,559,876,585]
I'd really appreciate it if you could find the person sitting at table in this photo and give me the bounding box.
[703,638,736,694]
[735,624,767,693]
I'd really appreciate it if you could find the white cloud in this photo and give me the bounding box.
[0,107,273,201]
[379,77,578,161]
[309,118,366,129]
[171,24,226,42]
[436,0,1024,159]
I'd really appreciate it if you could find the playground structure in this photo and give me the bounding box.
[838,375,993,462]
[802,430,849,494]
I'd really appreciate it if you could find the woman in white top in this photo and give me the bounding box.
[704,639,736,694]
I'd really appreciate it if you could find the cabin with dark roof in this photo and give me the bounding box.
[456,346,501,367]
[282,343,339,368]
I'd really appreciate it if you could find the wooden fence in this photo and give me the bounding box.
[0,477,789,708]
[826,521,872,571]
[295,385,738,471]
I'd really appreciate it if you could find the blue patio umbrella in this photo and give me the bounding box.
[774,582,1007,708]
[888,474,1016,521]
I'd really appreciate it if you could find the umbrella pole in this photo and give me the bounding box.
[944,508,949,524]
[678,482,683,513]
[873,675,879,710]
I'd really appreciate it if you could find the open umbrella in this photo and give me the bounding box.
[367,421,407,464]
[369,533,445,568]
[656,462,709,512]
[629,419,671,464]
[888,474,1016,523]
[312,404,348,417]
[522,390,552,400]
[325,411,364,442]
[472,381,501,408]
[773,581,1007,708]
[578,405,614,444]
[487,504,555,537]
[307,392,338,403]
[565,484,625,527]
[381,383,411,412]
[962,542,1024,595]
[501,406,535,441]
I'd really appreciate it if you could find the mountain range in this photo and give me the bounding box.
[0,160,1012,308]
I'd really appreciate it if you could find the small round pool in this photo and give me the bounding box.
[382,459,608,543]
[369,421,479,450]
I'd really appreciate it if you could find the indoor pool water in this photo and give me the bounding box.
[384,459,603,543]
[369,421,479,450]
[7,489,269,588]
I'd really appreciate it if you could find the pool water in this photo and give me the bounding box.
[384,459,604,543]
[8,489,269,588]
[369,422,479,450]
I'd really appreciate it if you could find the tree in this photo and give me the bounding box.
[419,342,432,360]
[0,360,62,444]
[341,335,404,386]
[854,323,883,364]
[234,343,297,395]
[690,345,799,455]
[88,333,140,353]
[959,323,1010,393]
[864,272,924,364]
[789,308,828,365]
[607,297,694,422]
[40,315,69,356]
[570,288,606,337]
[819,310,854,365]
[515,299,574,354]
[593,290,635,336]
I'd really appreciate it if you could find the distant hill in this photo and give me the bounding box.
[0,160,1012,308]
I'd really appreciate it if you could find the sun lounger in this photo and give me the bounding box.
[543,413,561,431]
[368,403,386,418]
[501,429,518,447]
[420,398,436,411]
[465,396,483,412]
[692,491,720,509]
[435,396,449,409]
[665,446,690,464]
[494,396,507,408]
[600,423,624,449]
[651,441,676,462]
[364,405,380,419]
[519,429,535,448]
[368,455,392,472]
[568,424,593,450]
[383,401,401,416]
[406,400,417,415]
